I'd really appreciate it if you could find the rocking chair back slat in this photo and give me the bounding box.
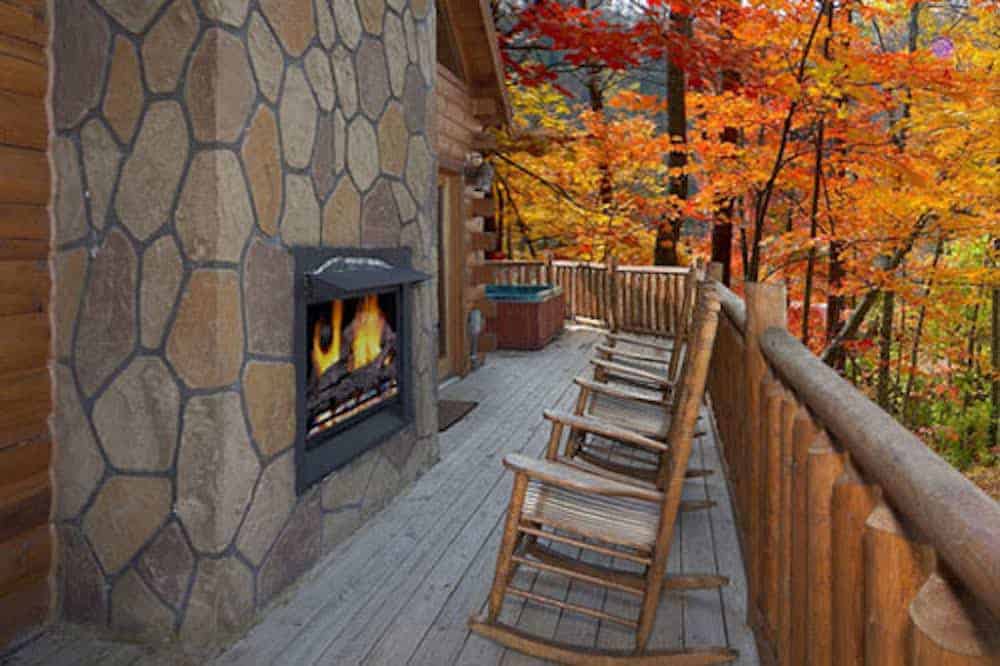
[666,267,700,382]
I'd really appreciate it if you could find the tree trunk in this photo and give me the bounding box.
[802,0,834,347]
[876,290,895,412]
[902,237,944,425]
[710,50,740,285]
[827,239,845,347]
[654,9,691,266]
[744,0,830,281]
[801,120,825,346]
[581,0,613,234]
[991,237,999,448]
[822,214,931,366]
[711,221,733,286]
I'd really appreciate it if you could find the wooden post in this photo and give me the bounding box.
[627,272,636,333]
[776,396,797,663]
[762,380,784,643]
[672,274,679,333]
[708,261,724,283]
[545,252,554,286]
[805,431,844,666]
[743,281,788,629]
[572,264,579,320]
[909,573,1000,665]
[789,413,817,666]
[649,274,657,333]
[606,255,618,332]
[832,459,881,666]
[864,504,930,665]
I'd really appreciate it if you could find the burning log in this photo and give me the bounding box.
[307,325,398,413]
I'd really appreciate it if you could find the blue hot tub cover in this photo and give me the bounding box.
[485,284,563,302]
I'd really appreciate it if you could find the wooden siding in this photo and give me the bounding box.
[0,0,53,651]
[435,64,482,168]
[434,63,498,370]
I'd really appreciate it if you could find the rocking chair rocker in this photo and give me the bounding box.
[469,284,734,664]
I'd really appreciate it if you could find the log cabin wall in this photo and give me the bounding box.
[0,0,54,651]
[434,63,498,373]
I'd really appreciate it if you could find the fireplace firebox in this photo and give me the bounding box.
[294,248,429,494]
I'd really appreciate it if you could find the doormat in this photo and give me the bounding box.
[438,400,478,432]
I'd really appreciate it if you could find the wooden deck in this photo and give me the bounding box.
[4,327,756,666]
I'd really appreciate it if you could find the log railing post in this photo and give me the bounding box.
[805,431,844,666]
[789,412,817,666]
[832,458,882,666]
[743,281,788,633]
[909,573,999,665]
[776,396,797,663]
[864,504,932,665]
[760,378,784,656]
[708,261,724,283]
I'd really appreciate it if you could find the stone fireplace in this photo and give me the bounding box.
[48,0,440,645]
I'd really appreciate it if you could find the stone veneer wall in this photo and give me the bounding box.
[49,0,439,644]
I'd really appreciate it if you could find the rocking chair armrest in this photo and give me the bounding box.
[543,410,669,454]
[503,453,663,503]
[574,377,667,406]
[595,345,670,366]
[605,333,674,353]
[590,359,674,388]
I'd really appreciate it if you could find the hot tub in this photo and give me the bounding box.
[486,284,565,350]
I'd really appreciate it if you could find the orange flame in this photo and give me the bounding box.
[350,295,386,370]
[312,300,343,377]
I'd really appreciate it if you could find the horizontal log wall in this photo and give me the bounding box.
[0,0,52,651]
[485,259,688,336]
[709,282,1000,666]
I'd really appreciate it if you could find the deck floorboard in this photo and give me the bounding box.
[2,328,757,666]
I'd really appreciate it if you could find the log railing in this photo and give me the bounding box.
[708,281,1000,666]
[485,259,689,335]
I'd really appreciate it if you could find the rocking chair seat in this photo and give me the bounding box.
[559,454,660,489]
[588,393,668,440]
[523,480,660,551]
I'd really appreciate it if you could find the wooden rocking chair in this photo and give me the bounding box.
[468,285,733,664]
[565,283,715,486]
[592,266,700,394]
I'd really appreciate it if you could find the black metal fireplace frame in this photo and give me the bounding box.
[293,246,428,494]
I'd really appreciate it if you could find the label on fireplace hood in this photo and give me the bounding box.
[306,256,429,295]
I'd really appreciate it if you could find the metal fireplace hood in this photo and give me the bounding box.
[304,254,429,298]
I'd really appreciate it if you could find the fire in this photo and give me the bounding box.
[312,300,343,377]
[350,295,387,370]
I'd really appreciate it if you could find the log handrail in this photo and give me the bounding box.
[706,279,999,664]
[717,285,747,333]
[615,265,689,275]
[759,326,1000,620]
[484,259,688,274]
